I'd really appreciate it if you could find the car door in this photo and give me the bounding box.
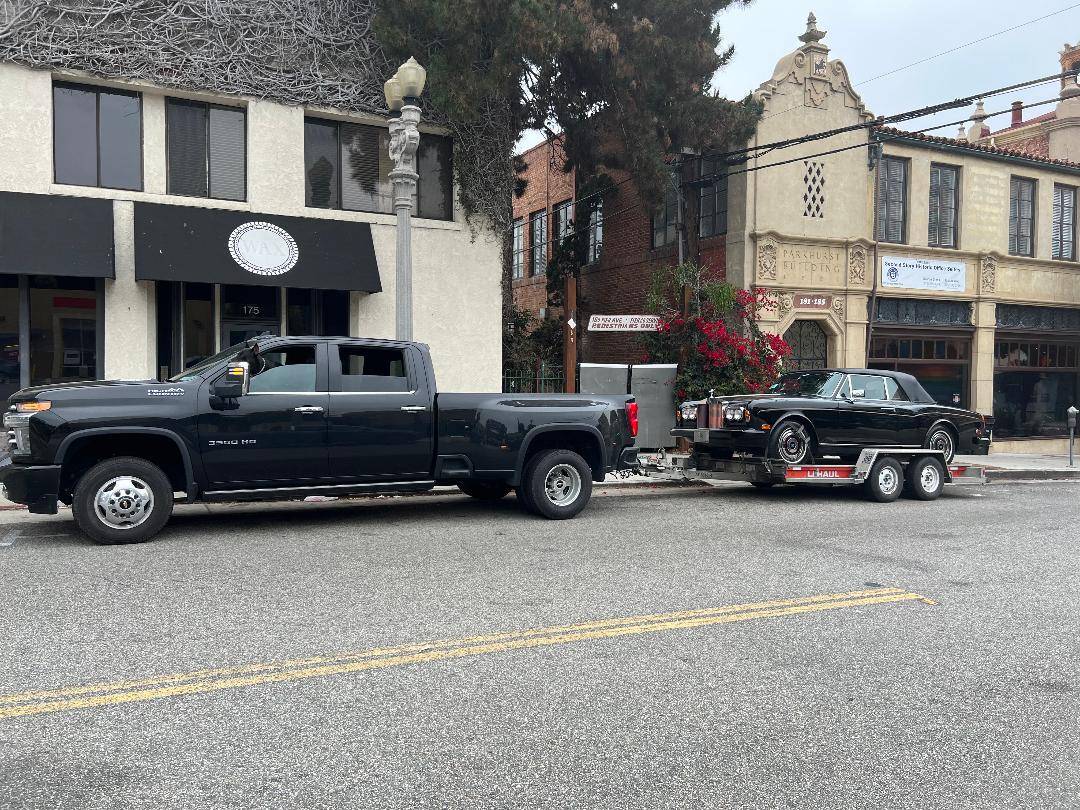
[326,342,435,481]
[835,373,899,447]
[885,376,922,446]
[198,342,329,488]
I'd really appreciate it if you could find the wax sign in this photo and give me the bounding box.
[588,314,661,332]
[881,256,966,292]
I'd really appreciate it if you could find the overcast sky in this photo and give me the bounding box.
[517,0,1080,151]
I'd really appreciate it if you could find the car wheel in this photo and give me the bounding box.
[864,457,904,503]
[522,449,593,520]
[924,425,956,463]
[72,456,174,544]
[906,457,945,501]
[457,481,512,500]
[768,420,815,465]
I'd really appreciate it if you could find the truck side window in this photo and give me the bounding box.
[338,346,410,392]
[247,346,317,393]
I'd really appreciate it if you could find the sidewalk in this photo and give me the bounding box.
[3,452,1078,513]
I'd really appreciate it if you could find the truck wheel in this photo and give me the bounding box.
[906,457,945,501]
[457,481,512,501]
[863,457,904,503]
[522,449,593,520]
[72,457,174,545]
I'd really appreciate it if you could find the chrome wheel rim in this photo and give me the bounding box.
[544,464,582,507]
[94,476,154,530]
[877,466,899,496]
[929,430,954,461]
[777,426,808,464]
[920,463,941,493]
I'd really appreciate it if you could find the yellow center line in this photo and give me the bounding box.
[0,587,929,720]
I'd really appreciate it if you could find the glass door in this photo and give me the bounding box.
[220,284,280,349]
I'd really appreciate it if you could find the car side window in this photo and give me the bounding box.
[885,377,910,401]
[849,374,888,401]
[337,346,410,392]
[247,346,317,393]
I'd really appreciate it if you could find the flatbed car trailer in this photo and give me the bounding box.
[636,447,985,502]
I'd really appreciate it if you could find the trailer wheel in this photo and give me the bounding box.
[864,457,904,503]
[906,457,945,501]
[750,481,775,489]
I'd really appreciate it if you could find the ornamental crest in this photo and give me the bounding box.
[980,254,997,294]
[758,241,778,281]
[848,244,867,286]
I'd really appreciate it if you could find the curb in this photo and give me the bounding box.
[984,469,1080,481]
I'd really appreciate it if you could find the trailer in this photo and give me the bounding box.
[637,447,985,502]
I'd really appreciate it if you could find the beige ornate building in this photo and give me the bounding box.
[728,14,1080,452]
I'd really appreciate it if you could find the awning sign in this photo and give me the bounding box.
[881,255,966,292]
[588,314,661,332]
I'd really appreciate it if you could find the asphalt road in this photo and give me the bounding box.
[0,480,1078,809]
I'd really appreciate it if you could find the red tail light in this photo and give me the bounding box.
[627,401,639,438]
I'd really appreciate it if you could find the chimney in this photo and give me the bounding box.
[967,100,988,143]
[1011,101,1023,127]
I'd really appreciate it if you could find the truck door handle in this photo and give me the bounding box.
[292,406,325,414]
[400,405,428,412]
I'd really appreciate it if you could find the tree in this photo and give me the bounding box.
[374,1,761,315]
[639,263,791,401]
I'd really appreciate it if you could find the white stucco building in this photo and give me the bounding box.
[0,36,501,402]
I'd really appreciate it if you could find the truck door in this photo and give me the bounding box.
[198,342,330,488]
[326,342,434,481]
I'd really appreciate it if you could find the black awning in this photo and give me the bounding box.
[0,192,115,279]
[133,202,381,292]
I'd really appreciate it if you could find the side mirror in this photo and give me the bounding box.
[212,362,249,399]
[851,388,866,399]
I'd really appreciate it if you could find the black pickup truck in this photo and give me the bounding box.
[1,337,638,544]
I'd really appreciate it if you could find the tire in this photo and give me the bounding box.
[924,425,957,463]
[521,449,594,520]
[906,457,945,501]
[72,456,174,544]
[457,481,512,500]
[863,457,904,503]
[768,420,815,465]
[750,481,775,489]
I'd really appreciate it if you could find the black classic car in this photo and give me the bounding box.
[673,368,991,464]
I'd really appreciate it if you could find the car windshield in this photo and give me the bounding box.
[167,342,249,382]
[767,371,843,398]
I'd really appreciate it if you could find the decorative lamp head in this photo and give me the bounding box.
[384,75,405,114]
[396,57,427,104]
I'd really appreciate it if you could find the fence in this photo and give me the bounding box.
[503,363,565,393]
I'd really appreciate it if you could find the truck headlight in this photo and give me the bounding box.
[723,406,749,423]
[3,411,32,456]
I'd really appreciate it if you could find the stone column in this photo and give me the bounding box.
[104,200,157,380]
[971,299,997,414]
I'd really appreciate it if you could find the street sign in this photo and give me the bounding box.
[588,314,661,331]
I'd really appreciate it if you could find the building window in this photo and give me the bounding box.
[869,333,971,407]
[1052,183,1076,261]
[53,81,142,191]
[994,338,1079,437]
[699,158,727,237]
[928,164,959,248]
[1009,176,1036,257]
[803,161,825,219]
[652,184,678,248]
[587,201,603,263]
[304,118,453,220]
[166,98,246,201]
[286,289,349,336]
[28,275,103,386]
[530,210,548,277]
[553,200,574,246]
[875,155,907,243]
[511,219,525,280]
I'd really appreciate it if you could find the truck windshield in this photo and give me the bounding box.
[167,342,247,382]
[768,371,843,398]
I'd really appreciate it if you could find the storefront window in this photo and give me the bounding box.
[993,338,1079,437]
[869,333,971,407]
[28,276,100,385]
[0,275,19,401]
[286,289,349,336]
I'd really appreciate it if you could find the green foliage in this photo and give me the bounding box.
[503,304,564,371]
[640,263,790,400]
[374,0,762,229]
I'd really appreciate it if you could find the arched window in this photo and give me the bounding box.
[783,320,829,370]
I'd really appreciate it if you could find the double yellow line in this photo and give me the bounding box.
[0,586,930,720]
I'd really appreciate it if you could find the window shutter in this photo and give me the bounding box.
[166,99,208,197]
[928,166,941,246]
[341,123,388,213]
[882,158,905,243]
[53,84,99,187]
[208,106,245,201]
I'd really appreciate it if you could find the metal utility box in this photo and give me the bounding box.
[578,363,630,397]
[629,364,678,449]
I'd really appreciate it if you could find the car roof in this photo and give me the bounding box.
[785,368,936,403]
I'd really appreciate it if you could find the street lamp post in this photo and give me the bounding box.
[384,57,427,341]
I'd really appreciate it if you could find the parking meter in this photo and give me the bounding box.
[1069,406,1078,467]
